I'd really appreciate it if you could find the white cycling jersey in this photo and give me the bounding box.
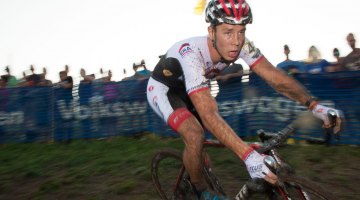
[147,36,264,129]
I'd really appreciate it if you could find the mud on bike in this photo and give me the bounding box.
[150,112,338,200]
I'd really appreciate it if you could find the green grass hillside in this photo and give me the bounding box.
[0,135,359,200]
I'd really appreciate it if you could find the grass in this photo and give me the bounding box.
[0,134,359,199]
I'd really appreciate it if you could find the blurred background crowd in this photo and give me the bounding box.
[0,31,359,145]
[1,32,359,89]
[0,59,152,89]
[276,33,360,75]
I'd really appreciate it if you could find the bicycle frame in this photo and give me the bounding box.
[170,139,263,198]
[175,138,310,199]
[170,140,225,195]
[155,119,337,199]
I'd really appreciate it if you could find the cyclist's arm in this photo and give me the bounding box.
[189,89,277,184]
[189,89,252,156]
[251,57,312,106]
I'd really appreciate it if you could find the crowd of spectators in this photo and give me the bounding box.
[2,31,359,89]
[0,60,152,143]
[276,32,360,75]
[0,33,360,143]
[122,59,152,81]
[0,59,153,89]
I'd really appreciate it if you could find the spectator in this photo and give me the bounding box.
[134,60,151,77]
[216,63,245,87]
[342,33,360,71]
[26,65,41,86]
[38,67,53,86]
[0,75,9,144]
[16,72,28,87]
[122,68,128,80]
[100,69,113,82]
[283,44,292,61]
[54,70,74,143]
[123,59,152,80]
[303,45,331,74]
[0,76,9,112]
[79,68,95,140]
[100,69,119,138]
[0,75,8,88]
[215,63,246,100]
[19,65,43,142]
[333,48,342,63]
[276,45,305,75]
[80,68,95,83]
[65,64,70,74]
[56,70,73,90]
[327,48,345,72]
[3,66,18,87]
[100,70,118,102]
[35,67,53,142]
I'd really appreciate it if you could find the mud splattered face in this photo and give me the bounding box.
[209,23,246,62]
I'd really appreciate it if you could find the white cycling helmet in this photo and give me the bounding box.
[205,0,253,26]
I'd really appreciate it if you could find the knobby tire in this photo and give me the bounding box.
[151,148,226,200]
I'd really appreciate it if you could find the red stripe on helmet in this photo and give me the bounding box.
[243,4,249,15]
[238,0,243,20]
[219,0,231,16]
[229,0,238,20]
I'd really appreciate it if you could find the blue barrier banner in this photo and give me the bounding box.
[0,71,359,145]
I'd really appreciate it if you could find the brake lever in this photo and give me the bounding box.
[326,109,340,141]
[327,109,337,128]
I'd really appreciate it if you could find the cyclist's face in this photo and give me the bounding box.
[210,23,246,62]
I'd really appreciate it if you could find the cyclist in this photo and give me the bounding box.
[146,0,342,199]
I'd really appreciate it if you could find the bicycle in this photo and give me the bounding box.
[151,112,338,200]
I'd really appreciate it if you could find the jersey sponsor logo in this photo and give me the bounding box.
[249,164,263,173]
[152,96,158,106]
[245,41,261,59]
[251,49,261,59]
[168,108,192,131]
[316,108,324,113]
[172,111,189,124]
[148,85,154,92]
[178,43,193,57]
[162,69,173,77]
[206,61,212,68]
[246,41,256,53]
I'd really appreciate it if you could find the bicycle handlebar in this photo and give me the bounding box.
[240,111,339,198]
[327,109,340,137]
[327,109,338,128]
[255,124,295,154]
[255,109,339,153]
